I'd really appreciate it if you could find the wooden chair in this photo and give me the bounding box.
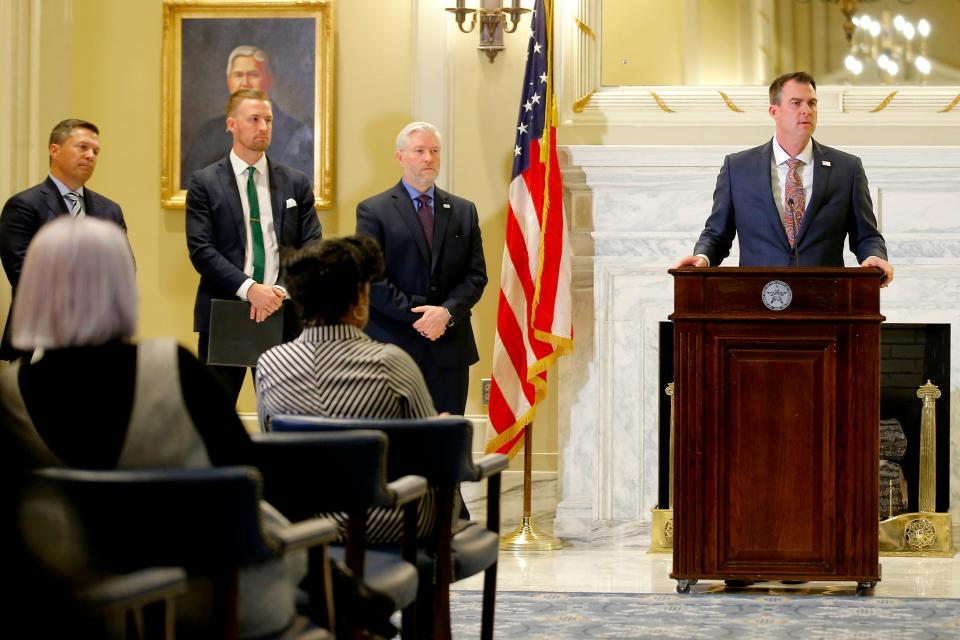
[252,429,427,639]
[26,466,339,640]
[270,415,509,640]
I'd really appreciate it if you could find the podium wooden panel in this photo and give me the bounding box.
[668,267,882,592]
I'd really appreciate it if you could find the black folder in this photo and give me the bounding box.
[207,299,284,367]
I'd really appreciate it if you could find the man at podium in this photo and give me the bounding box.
[675,71,893,288]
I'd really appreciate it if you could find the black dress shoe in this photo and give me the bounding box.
[724,579,755,588]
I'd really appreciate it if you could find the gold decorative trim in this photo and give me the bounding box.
[939,94,960,113]
[718,91,744,113]
[574,17,595,39]
[649,507,673,553]
[572,90,596,113]
[880,511,955,556]
[870,91,898,113]
[648,92,674,113]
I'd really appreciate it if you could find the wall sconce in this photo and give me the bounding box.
[446,0,530,63]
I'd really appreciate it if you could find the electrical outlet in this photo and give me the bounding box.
[480,378,491,406]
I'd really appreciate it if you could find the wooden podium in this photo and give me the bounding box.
[668,267,883,594]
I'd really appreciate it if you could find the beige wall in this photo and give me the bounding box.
[17,0,532,425]
[0,0,562,469]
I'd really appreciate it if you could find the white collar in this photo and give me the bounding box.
[772,137,814,166]
[48,174,84,197]
[229,150,268,177]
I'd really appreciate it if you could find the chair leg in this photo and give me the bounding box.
[400,600,417,640]
[480,562,497,640]
[432,487,455,640]
[142,597,176,640]
[212,569,241,640]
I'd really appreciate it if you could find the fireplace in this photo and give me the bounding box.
[656,322,951,515]
[554,144,960,545]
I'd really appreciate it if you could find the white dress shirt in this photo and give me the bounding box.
[771,136,814,220]
[229,151,281,300]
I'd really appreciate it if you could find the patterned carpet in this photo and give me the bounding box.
[450,590,960,639]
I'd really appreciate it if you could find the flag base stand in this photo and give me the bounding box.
[499,515,563,551]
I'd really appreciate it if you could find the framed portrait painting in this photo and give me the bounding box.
[161,0,333,209]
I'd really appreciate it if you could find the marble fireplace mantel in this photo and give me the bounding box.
[554,144,960,545]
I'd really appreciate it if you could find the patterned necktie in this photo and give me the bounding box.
[65,191,83,218]
[416,194,434,250]
[246,166,265,283]
[783,158,806,247]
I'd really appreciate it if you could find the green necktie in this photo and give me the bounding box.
[246,166,265,284]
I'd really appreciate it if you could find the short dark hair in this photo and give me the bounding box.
[282,235,385,325]
[48,119,99,146]
[226,89,270,117]
[769,72,816,105]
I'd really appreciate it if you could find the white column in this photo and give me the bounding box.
[411,0,454,192]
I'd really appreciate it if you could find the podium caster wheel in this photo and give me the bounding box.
[676,579,697,594]
[856,581,876,596]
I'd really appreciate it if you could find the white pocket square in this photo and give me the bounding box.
[285,198,297,208]
[822,160,831,167]
[442,203,451,209]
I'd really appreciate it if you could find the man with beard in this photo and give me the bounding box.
[186,89,321,404]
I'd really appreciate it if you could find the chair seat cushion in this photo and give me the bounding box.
[328,547,418,609]
[450,523,499,579]
[411,522,499,582]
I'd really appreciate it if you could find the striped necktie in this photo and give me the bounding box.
[65,191,84,218]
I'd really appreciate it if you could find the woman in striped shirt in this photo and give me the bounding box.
[256,234,437,429]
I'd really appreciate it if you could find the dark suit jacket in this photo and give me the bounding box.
[185,155,321,333]
[0,177,127,359]
[181,103,313,190]
[356,181,487,369]
[693,139,887,267]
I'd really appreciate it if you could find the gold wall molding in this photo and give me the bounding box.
[940,95,960,113]
[572,90,595,113]
[869,91,899,113]
[574,17,594,39]
[649,92,674,113]
[718,91,744,113]
[557,0,960,129]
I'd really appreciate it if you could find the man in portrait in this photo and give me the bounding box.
[181,45,313,188]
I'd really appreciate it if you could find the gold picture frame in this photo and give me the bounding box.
[161,0,333,210]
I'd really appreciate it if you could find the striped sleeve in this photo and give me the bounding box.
[380,344,437,418]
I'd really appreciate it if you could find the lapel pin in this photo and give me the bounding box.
[442,203,451,209]
[821,160,831,167]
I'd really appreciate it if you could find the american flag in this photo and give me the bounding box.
[486,0,572,457]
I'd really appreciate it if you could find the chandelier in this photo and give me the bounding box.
[843,11,932,83]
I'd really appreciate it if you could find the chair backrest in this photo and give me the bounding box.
[270,416,475,485]
[25,466,278,574]
[250,430,394,522]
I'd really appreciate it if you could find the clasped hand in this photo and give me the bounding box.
[412,305,449,341]
[248,283,285,322]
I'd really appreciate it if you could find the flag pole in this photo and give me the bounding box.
[499,420,562,550]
